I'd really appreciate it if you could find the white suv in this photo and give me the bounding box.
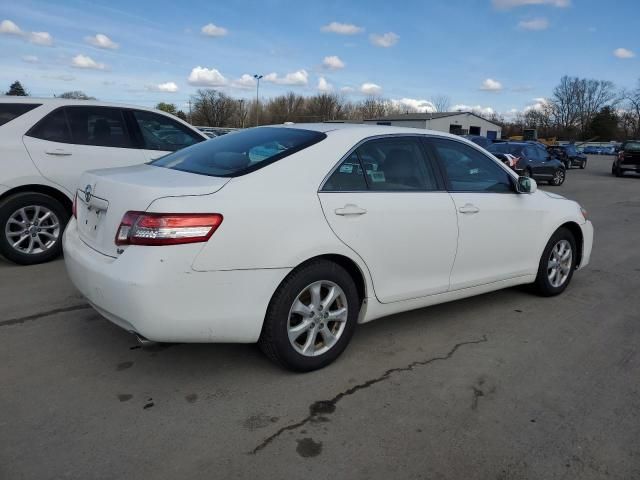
[0,97,207,265]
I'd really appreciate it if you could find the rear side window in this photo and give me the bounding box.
[132,110,203,152]
[0,103,41,127]
[323,152,369,191]
[624,142,640,152]
[26,108,71,143]
[151,127,326,177]
[66,106,133,148]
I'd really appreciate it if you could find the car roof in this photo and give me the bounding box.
[0,96,160,112]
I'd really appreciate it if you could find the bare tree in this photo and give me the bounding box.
[430,94,451,112]
[190,89,236,127]
[575,78,618,136]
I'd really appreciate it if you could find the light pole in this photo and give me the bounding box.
[254,74,263,126]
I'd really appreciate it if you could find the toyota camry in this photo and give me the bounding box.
[63,124,593,371]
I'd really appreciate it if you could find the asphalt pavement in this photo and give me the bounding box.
[1,155,639,479]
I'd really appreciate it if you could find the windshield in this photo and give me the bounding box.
[624,141,640,152]
[488,143,524,156]
[151,127,326,177]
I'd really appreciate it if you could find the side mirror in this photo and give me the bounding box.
[517,176,537,194]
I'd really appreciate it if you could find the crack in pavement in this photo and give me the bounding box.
[249,335,488,455]
[1,304,91,327]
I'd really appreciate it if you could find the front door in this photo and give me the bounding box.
[318,136,458,303]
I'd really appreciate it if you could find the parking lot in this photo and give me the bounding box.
[1,155,638,479]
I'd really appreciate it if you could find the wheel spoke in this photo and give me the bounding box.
[301,328,318,355]
[7,217,25,228]
[320,328,338,349]
[18,208,29,223]
[288,319,313,343]
[38,211,52,223]
[32,206,40,223]
[12,234,29,247]
[309,283,322,309]
[26,236,35,253]
[38,231,57,240]
[326,307,347,322]
[321,285,340,310]
[291,299,312,318]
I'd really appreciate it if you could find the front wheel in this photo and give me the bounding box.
[0,192,69,265]
[533,228,577,296]
[580,159,587,169]
[615,165,625,177]
[259,260,360,371]
[549,169,566,186]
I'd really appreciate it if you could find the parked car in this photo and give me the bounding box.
[583,146,598,154]
[63,124,593,371]
[600,146,616,155]
[462,134,492,150]
[0,98,208,265]
[547,144,588,169]
[488,141,567,185]
[612,140,640,176]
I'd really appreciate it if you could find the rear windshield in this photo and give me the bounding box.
[624,142,640,152]
[151,127,326,177]
[0,103,41,127]
[488,143,524,155]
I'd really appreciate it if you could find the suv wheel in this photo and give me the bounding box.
[580,159,587,169]
[259,260,360,371]
[615,165,625,177]
[0,192,69,265]
[549,169,565,186]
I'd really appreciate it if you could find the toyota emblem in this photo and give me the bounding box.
[83,184,92,203]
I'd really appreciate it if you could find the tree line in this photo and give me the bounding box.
[5,77,640,141]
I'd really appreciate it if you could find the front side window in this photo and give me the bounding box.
[26,108,71,143]
[430,138,513,193]
[0,103,41,127]
[151,127,326,177]
[66,106,133,148]
[132,110,203,152]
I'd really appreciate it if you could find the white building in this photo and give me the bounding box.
[363,112,502,140]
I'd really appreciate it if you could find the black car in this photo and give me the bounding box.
[612,140,640,177]
[462,134,492,150]
[488,141,566,186]
[547,144,588,169]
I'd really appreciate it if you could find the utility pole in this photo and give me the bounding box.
[188,99,192,124]
[238,99,245,128]
[253,74,263,126]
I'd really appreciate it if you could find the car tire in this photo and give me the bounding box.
[549,169,565,186]
[580,159,587,169]
[615,165,624,177]
[533,227,577,297]
[0,192,69,265]
[258,259,360,372]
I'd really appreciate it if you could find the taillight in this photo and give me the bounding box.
[115,212,223,246]
[72,193,77,219]
[513,156,520,167]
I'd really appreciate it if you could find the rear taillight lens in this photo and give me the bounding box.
[72,193,77,219]
[115,212,223,246]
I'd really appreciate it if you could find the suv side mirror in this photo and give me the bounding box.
[517,176,537,194]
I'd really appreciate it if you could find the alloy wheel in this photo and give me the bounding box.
[287,280,348,357]
[4,205,60,255]
[547,239,572,288]
[553,170,565,185]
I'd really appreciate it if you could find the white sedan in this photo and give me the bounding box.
[63,124,593,371]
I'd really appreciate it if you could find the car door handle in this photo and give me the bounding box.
[335,204,367,216]
[458,203,480,214]
[45,149,72,156]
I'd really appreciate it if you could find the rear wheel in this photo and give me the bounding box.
[580,159,587,169]
[549,169,565,186]
[533,227,577,296]
[259,260,360,372]
[0,192,69,265]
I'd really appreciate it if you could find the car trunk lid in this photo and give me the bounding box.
[75,164,230,257]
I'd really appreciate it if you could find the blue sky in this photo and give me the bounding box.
[0,0,638,116]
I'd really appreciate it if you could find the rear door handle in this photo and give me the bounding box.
[335,204,367,216]
[45,149,72,156]
[458,203,480,214]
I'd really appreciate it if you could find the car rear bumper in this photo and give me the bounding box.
[578,220,594,270]
[63,218,290,343]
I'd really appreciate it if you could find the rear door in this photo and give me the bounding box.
[426,137,542,289]
[318,136,458,303]
[128,109,205,162]
[23,106,146,196]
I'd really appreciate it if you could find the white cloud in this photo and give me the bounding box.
[523,97,549,112]
[71,54,106,70]
[322,55,345,70]
[22,55,39,63]
[321,22,363,35]
[518,18,549,30]
[187,66,228,86]
[480,78,503,91]
[264,69,309,86]
[317,77,333,93]
[360,82,382,95]
[391,98,436,113]
[613,48,635,59]
[147,81,179,93]
[232,74,256,89]
[29,31,53,46]
[85,33,118,49]
[452,104,495,116]
[201,23,228,37]
[0,19,22,35]
[493,0,569,8]
[369,32,399,48]
[341,86,355,94]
